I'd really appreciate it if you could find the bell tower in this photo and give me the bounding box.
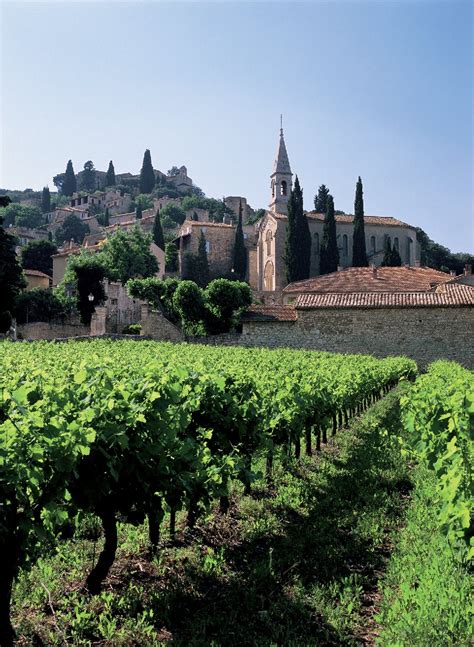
[269,117,292,215]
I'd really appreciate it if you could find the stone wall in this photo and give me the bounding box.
[18,321,89,340]
[140,305,183,341]
[241,307,474,368]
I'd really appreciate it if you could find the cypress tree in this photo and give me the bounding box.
[0,216,26,331]
[103,208,110,227]
[139,149,155,194]
[352,176,368,267]
[196,230,210,286]
[232,200,247,280]
[41,186,51,213]
[284,176,310,283]
[314,184,330,213]
[153,210,165,250]
[285,179,299,284]
[391,245,402,266]
[381,236,392,266]
[319,195,339,275]
[62,160,77,196]
[136,203,142,220]
[105,160,116,187]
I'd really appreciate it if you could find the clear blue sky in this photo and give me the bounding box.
[1,0,472,252]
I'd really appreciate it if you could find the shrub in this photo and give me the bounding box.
[122,323,141,335]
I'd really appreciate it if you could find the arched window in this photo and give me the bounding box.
[264,260,274,291]
[281,180,287,196]
[394,237,399,251]
[271,179,275,198]
[371,236,376,254]
[342,234,348,257]
[406,237,413,265]
[314,232,319,255]
[266,230,273,256]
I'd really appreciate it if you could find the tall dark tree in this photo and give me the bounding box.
[165,242,179,272]
[21,240,57,276]
[319,195,339,275]
[135,203,143,220]
[195,230,210,286]
[232,200,247,280]
[41,186,51,213]
[314,184,330,213]
[81,161,96,191]
[105,160,116,187]
[285,176,311,283]
[139,149,155,194]
[381,237,402,267]
[352,176,368,267]
[152,210,165,250]
[62,160,77,196]
[55,214,89,246]
[0,215,26,332]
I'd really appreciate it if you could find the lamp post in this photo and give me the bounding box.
[88,293,95,303]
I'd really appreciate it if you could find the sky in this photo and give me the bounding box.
[0,0,472,253]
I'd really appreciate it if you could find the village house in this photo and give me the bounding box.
[8,225,49,252]
[69,189,132,216]
[23,268,52,291]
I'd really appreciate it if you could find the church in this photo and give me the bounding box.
[255,127,420,293]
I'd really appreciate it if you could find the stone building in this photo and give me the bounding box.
[70,189,132,216]
[255,128,420,293]
[8,226,49,253]
[24,268,52,291]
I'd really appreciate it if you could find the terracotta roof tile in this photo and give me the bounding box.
[24,269,52,278]
[243,305,297,322]
[295,284,474,309]
[283,266,451,294]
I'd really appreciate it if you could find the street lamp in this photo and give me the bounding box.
[88,293,95,303]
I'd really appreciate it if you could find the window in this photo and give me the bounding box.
[342,234,348,257]
[264,260,274,291]
[281,180,287,196]
[243,233,248,239]
[266,230,273,256]
[313,232,319,255]
[111,298,118,306]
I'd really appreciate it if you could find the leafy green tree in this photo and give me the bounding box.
[284,176,310,283]
[97,208,110,227]
[204,278,252,334]
[127,276,180,322]
[139,149,155,194]
[0,215,26,331]
[41,186,51,213]
[135,203,143,220]
[55,214,90,245]
[165,242,179,272]
[62,160,77,196]
[81,161,96,191]
[105,160,116,187]
[352,176,368,267]
[232,200,247,280]
[0,204,43,228]
[172,280,206,333]
[184,231,209,287]
[319,195,339,275]
[134,194,154,210]
[52,172,66,193]
[153,210,165,250]
[99,226,158,284]
[15,288,65,324]
[57,252,107,325]
[160,203,186,226]
[314,184,330,213]
[167,166,181,177]
[21,240,57,276]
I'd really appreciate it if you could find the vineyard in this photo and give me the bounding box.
[0,341,471,645]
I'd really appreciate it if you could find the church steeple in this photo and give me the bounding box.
[269,118,292,215]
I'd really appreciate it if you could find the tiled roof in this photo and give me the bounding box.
[283,266,451,294]
[52,243,102,258]
[273,212,413,228]
[24,269,51,278]
[185,220,234,228]
[242,305,297,322]
[295,284,474,309]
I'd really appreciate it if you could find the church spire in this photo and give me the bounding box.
[269,120,293,214]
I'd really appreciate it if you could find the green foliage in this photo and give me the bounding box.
[57,251,107,324]
[381,236,402,266]
[232,201,247,281]
[80,161,96,192]
[139,150,155,194]
[100,226,158,284]
[15,288,65,324]
[96,208,110,228]
[180,196,232,223]
[135,203,142,220]
[105,161,116,187]
[246,207,266,225]
[21,240,57,276]
[134,194,154,211]
[319,195,339,275]
[399,361,473,560]
[0,216,26,331]
[204,278,252,334]
[62,160,77,197]
[352,177,368,267]
[159,203,186,226]
[0,203,44,229]
[41,187,51,213]
[285,176,310,283]
[314,184,330,213]
[55,214,90,246]
[416,227,474,274]
[172,280,206,332]
[152,211,165,250]
[121,323,141,335]
[127,276,180,322]
[165,242,178,272]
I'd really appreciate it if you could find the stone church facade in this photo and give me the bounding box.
[256,128,420,292]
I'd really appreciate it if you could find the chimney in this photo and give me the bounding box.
[464,264,472,276]
[371,263,377,279]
